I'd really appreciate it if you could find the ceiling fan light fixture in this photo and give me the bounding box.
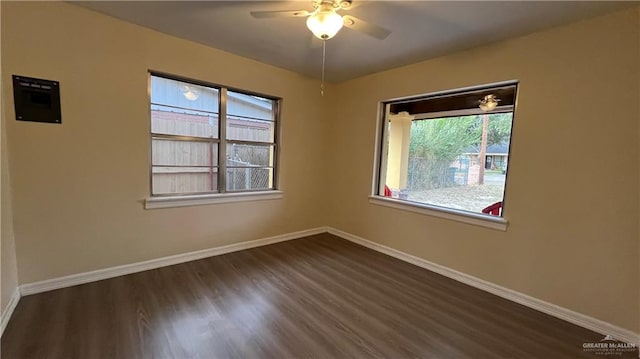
[306,9,343,40]
[479,94,499,112]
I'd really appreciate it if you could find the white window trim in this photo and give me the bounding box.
[368,196,508,231]
[145,190,283,209]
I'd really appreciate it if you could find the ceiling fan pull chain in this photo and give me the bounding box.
[321,39,326,96]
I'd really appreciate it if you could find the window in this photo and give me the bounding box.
[150,73,279,196]
[375,82,517,221]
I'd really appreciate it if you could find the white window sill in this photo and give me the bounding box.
[368,196,508,231]
[145,191,284,209]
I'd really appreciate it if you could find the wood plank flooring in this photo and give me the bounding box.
[2,233,634,358]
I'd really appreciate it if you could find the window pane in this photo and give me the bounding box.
[151,76,219,113]
[152,139,218,166]
[227,91,273,121]
[227,143,273,167]
[383,112,513,216]
[226,167,273,191]
[151,105,218,138]
[149,75,279,196]
[152,167,218,194]
[226,115,274,142]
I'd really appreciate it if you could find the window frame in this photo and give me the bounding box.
[146,71,282,205]
[371,80,519,231]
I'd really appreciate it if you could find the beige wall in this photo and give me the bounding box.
[0,2,329,284]
[326,7,639,332]
[1,1,20,320]
[1,99,19,316]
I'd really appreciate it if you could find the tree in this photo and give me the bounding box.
[408,116,478,190]
[409,116,478,158]
[485,113,513,147]
[408,113,513,189]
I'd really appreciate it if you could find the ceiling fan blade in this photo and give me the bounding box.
[342,15,391,40]
[250,10,310,19]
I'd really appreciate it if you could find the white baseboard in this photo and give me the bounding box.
[20,227,326,296]
[1,288,21,337]
[326,227,639,346]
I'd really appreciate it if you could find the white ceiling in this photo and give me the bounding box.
[75,1,632,82]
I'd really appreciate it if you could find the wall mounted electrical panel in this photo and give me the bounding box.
[12,75,62,124]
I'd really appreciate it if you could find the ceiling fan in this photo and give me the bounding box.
[250,0,391,41]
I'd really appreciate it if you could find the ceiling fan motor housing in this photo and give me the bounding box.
[312,0,351,10]
[250,0,389,41]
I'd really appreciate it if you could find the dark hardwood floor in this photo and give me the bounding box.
[2,233,634,358]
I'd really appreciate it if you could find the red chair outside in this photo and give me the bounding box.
[482,201,502,216]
